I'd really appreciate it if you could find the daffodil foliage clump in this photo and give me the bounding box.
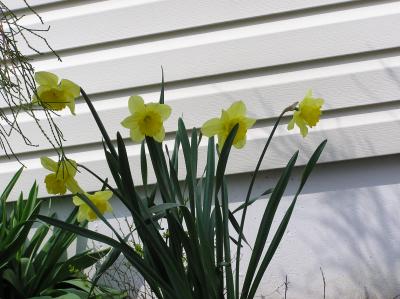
[38,71,326,299]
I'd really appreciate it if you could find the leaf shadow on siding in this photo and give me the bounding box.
[300,182,400,299]
[303,63,400,298]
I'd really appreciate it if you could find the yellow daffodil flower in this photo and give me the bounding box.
[201,101,256,152]
[121,95,171,142]
[40,157,82,195]
[72,191,113,222]
[33,71,80,115]
[287,90,324,137]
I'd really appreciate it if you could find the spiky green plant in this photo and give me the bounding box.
[0,170,126,298]
[39,79,326,299]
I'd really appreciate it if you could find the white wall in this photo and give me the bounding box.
[1,0,400,297]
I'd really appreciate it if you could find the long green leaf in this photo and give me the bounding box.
[228,210,250,248]
[38,215,121,249]
[148,203,181,215]
[0,167,23,204]
[298,140,327,193]
[181,207,218,299]
[103,143,121,188]
[203,136,215,219]
[215,124,238,196]
[39,214,152,297]
[247,140,327,298]
[34,209,81,293]
[80,88,117,159]
[50,249,109,288]
[214,199,224,298]
[23,222,49,258]
[75,193,124,244]
[159,67,165,104]
[241,151,298,299]
[197,137,216,271]
[141,140,148,196]
[165,147,184,205]
[177,118,195,212]
[90,247,121,297]
[114,137,194,297]
[235,109,290,299]
[115,133,146,219]
[232,188,273,214]
[145,136,172,203]
[222,180,235,299]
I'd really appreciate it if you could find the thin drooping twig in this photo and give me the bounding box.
[0,1,67,163]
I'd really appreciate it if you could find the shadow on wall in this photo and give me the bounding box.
[296,65,400,298]
[301,182,400,299]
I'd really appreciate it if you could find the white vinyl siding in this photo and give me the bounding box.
[1,1,399,298]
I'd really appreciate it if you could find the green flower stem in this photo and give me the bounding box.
[77,163,123,200]
[235,103,297,299]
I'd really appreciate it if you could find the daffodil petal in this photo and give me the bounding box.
[153,126,165,142]
[64,159,77,177]
[244,117,256,129]
[287,118,295,130]
[77,205,90,222]
[34,86,51,101]
[35,71,58,87]
[234,136,246,149]
[74,191,114,222]
[305,89,313,98]
[156,103,172,120]
[128,96,145,114]
[220,109,229,123]
[66,97,76,115]
[299,125,308,137]
[66,178,82,194]
[217,142,224,153]
[217,133,227,152]
[201,118,222,137]
[41,157,57,172]
[226,101,246,117]
[44,173,67,195]
[121,115,136,129]
[94,190,113,201]
[296,118,308,137]
[72,195,84,206]
[60,79,80,97]
[106,201,113,213]
[77,211,86,223]
[315,98,324,106]
[88,209,98,221]
[130,127,145,142]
